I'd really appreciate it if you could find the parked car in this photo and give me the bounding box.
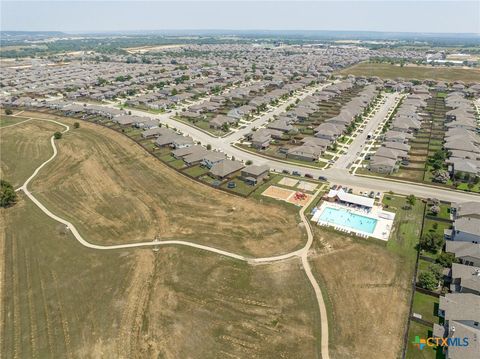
[304,173,313,178]
[282,169,290,174]
[318,176,327,181]
[292,171,301,176]
[227,181,236,189]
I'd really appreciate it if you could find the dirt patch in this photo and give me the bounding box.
[262,185,312,206]
[278,177,299,187]
[297,181,318,192]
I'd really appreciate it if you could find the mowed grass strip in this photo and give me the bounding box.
[0,120,64,188]
[23,113,305,256]
[0,115,30,127]
[338,62,480,83]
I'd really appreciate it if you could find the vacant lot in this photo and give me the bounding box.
[16,112,305,257]
[0,119,63,188]
[339,62,480,83]
[1,194,319,358]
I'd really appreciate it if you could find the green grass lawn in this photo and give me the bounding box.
[412,292,440,324]
[406,321,445,359]
[383,195,425,263]
[422,219,451,238]
[167,159,185,169]
[426,204,450,220]
[182,164,209,178]
[456,182,480,193]
[220,177,257,196]
[158,153,177,163]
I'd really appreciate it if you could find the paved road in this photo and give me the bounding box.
[332,93,399,169]
[115,100,480,203]
[226,83,333,143]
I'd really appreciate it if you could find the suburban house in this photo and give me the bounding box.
[201,152,226,169]
[368,156,397,174]
[241,164,270,185]
[446,202,480,243]
[447,263,480,295]
[446,241,480,267]
[209,159,245,179]
[287,145,323,162]
[209,115,238,129]
[141,127,170,139]
[448,217,480,243]
[433,293,480,359]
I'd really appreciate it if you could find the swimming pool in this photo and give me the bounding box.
[318,206,378,234]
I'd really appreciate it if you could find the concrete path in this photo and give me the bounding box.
[13,114,331,358]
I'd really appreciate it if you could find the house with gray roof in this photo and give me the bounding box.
[287,145,323,162]
[209,159,244,179]
[452,202,480,220]
[450,217,480,244]
[201,152,226,169]
[433,293,480,359]
[448,263,480,295]
[241,164,270,184]
[368,156,397,174]
[446,241,480,267]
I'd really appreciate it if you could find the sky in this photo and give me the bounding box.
[1,1,479,34]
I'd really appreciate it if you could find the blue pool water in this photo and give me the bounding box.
[319,206,377,234]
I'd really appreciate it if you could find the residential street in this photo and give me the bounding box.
[331,92,400,169]
[108,100,480,204]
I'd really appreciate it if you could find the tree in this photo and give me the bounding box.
[73,122,80,129]
[420,232,444,252]
[0,180,17,208]
[418,270,438,291]
[406,194,416,208]
[54,132,62,140]
[436,252,457,267]
[430,205,440,215]
[5,108,13,115]
[206,144,212,150]
[432,169,450,184]
[428,264,443,281]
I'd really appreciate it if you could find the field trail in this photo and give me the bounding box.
[10,113,331,359]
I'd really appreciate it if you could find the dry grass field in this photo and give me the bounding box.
[310,232,410,359]
[1,194,319,358]
[0,111,320,358]
[0,119,63,188]
[20,113,305,257]
[338,62,480,83]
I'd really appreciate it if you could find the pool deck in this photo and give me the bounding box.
[312,202,395,241]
